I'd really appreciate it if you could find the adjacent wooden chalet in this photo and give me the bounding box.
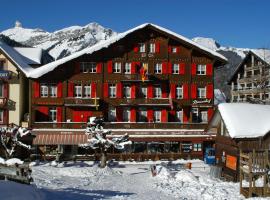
[29,23,227,158]
[207,103,270,181]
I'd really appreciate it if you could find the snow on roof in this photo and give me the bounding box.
[218,103,270,138]
[14,47,42,64]
[251,49,270,64]
[28,23,227,78]
[0,41,33,77]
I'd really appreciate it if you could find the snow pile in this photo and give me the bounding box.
[174,170,198,183]
[155,165,171,179]
[5,158,24,166]
[0,157,5,164]
[218,103,270,138]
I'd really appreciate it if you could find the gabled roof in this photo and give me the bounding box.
[14,47,43,65]
[0,41,33,77]
[209,103,270,139]
[28,23,228,79]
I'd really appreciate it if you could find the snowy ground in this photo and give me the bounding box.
[0,159,269,200]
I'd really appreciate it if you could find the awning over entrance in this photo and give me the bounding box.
[33,133,88,145]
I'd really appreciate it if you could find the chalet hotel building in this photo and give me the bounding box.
[29,24,227,158]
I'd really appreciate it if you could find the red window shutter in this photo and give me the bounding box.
[167,62,172,74]
[57,107,62,122]
[57,82,63,98]
[183,108,189,123]
[107,60,113,73]
[206,84,214,99]
[75,62,80,73]
[116,83,123,98]
[33,81,39,98]
[130,108,136,122]
[162,84,167,98]
[147,84,153,98]
[155,42,160,53]
[96,63,102,73]
[162,62,167,74]
[131,85,136,99]
[3,83,8,98]
[191,84,197,99]
[206,64,213,76]
[91,82,97,98]
[103,83,109,98]
[183,84,189,99]
[68,82,74,97]
[208,108,214,122]
[191,63,197,75]
[39,106,49,116]
[176,47,180,53]
[168,46,172,53]
[134,45,139,53]
[147,109,154,122]
[131,62,136,74]
[116,107,123,122]
[179,63,185,75]
[161,109,167,122]
[170,84,176,99]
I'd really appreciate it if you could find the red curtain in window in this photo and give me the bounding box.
[56,107,62,122]
[155,42,160,53]
[147,109,154,122]
[116,83,123,98]
[116,107,123,122]
[96,63,102,73]
[167,62,172,74]
[183,108,189,123]
[179,63,185,75]
[107,60,113,73]
[68,82,74,97]
[206,84,214,99]
[147,84,153,98]
[91,83,97,98]
[103,83,109,98]
[208,108,214,122]
[131,85,136,99]
[57,82,63,98]
[183,84,189,99]
[33,81,40,98]
[161,109,167,122]
[75,62,80,73]
[130,108,136,122]
[162,84,167,98]
[191,84,197,99]
[170,84,176,99]
[206,64,213,76]
[162,62,167,74]
[191,63,197,75]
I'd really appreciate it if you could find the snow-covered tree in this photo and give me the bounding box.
[80,117,131,168]
[0,124,32,159]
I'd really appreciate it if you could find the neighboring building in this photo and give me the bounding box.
[207,103,270,181]
[29,23,227,158]
[229,49,270,103]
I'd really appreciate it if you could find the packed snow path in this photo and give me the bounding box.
[1,160,267,199]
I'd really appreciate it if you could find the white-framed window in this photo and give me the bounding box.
[154,63,162,74]
[154,86,162,98]
[41,84,48,97]
[123,85,131,98]
[193,143,202,151]
[138,109,147,122]
[176,110,183,122]
[172,64,179,74]
[0,84,3,97]
[109,84,116,98]
[123,108,130,122]
[113,62,121,73]
[196,64,206,75]
[0,110,3,123]
[49,84,57,97]
[139,43,145,53]
[80,62,96,73]
[197,87,206,98]
[176,85,183,99]
[108,107,116,122]
[75,84,82,98]
[201,111,208,123]
[84,85,91,98]
[49,107,57,122]
[149,43,155,53]
[124,63,131,74]
[154,110,161,122]
[141,87,147,98]
[192,108,199,123]
[172,47,177,53]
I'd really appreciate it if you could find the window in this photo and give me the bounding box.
[41,84,48,97]
[123,109,130,122]
[176,85,183,99]
[80,62,96,73]
[75,84,82,98]
[201,111,208,123]
[196,64,206,75]
[176,110,183,122]
[0,110,3,122]
[123,85,131,98]
[84,85,91,98]
[182,142,192,153]
[172,47,177,53]
[139,43,145,53]
[141,87,147,98]
[154,110,161,122]
[124,63,131,74]
[109,84,116,98]
[138,109,147,122]
[108,107,116,122]
[154,63,162,74]
[192,108,199,123]
[49,107,57,122]
[113,62,121,73]
[197,87,206,98]
[0,84,3,97]
[49,84,57,97]
[149,43,155,53]
[154,86,161,98]
[193,143,202,151]
[172,64,179,74]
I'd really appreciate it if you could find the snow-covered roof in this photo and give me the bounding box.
[0,41,33,77]
[251,49,270,65]
[14,47,43,65]
[218,103,270,138]
[28,23,227,78]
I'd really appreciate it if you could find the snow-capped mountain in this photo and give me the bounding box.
[2,21,116,60]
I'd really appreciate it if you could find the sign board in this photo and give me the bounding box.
[193,99,211,104]
[226,155,237,171]
[0,70,10,80]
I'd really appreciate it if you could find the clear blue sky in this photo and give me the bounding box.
[1,0,270,48]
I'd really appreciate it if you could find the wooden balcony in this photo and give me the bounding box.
[64,98,99,107]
